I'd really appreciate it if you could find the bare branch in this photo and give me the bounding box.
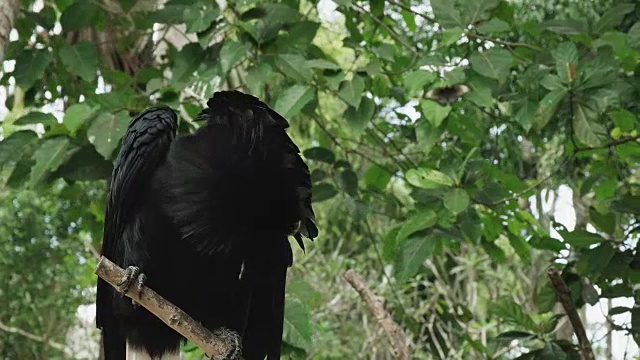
[343,270,410,360]
[547,268,596,360]
[94,256,242,360]
[0,318,69,354]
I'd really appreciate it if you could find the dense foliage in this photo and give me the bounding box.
[0,0,639,358]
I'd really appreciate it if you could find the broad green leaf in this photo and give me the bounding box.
[529,236,566,252]
[462,0,500,25]
[492,298,538,332]
[63,104,94,134]
[14,112,57,126]
[610,195,640,214]
[306,59,340,70]
[594,4,636,34]
[13,49,52,88]
[395,235,436,280]
[507,232,531,265]
[60,0,99,31]
[282,297,312,350]
[287,278,322,308]
[183,2,219,33]
[540,74,566,91]
[576,243,615,276]
[539,342,567,360]
[57,145,113,181]
[344,96,375,136]
[430,0,463,27]
[338,76,365,108]
[312,183,337,202]
[515,100,536,132]
[562,229,605,248]
[465,80,493,108]
[273,85,314,118]
[403,70,437,94]
[370,0,384,16]
[382,226,401,261]
[364,165,392,190]
[469,48,512,83]
[406,168,454,189]
[415,120,441,154]
[420,99,451,128]
[543,19,588,35]
[26,6,56,30]
[275,54,313,82]
[0,131,38,167]
[477,18,510,34]
[172,43,205,81]
[573,103,605,147]
[482,239,506,262]
[219,41,249,74]
[609,109,635,132]
[338,169,358,196]
[303,147,335,163]
[442,27,464,46]
[628,22,640,48]
[589,207,616,234]
[29,137,75,187]
[443,188,469,214]
[582,283,600,305]
[552,42,578,83]
[533,89,567,130]
[87,111,130,159]
[496,331,535,341]
[59,41,98,82]
[396,209,437,241]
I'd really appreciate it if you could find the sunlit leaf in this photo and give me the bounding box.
[87,111,130,160]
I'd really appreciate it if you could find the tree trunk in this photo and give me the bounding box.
[0,0,19,63]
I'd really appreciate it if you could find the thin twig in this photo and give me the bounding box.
[94,256,242,360]
[467,33,541,51]
[343,270,410,360]
[0,318,69,353]
[351,3,417,55]
[547,268,596,360]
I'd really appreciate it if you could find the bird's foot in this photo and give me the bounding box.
[117,266,146,307]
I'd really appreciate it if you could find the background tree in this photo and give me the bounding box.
[0,0,638,359]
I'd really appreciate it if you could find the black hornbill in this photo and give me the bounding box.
[96,91,318,359]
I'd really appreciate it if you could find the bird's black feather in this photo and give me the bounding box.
[97,91,317,360]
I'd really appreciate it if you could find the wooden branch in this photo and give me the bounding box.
[0,318,68,353]
[547,268,595,360]
[343,270,410,360]
[94,256,241,360]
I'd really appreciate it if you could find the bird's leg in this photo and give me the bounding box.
[116,266,147,307]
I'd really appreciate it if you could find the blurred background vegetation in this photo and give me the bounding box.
[0,0,639,359]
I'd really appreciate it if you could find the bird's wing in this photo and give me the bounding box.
[97,106,177,329]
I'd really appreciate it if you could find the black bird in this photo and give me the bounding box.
[96,91,318,360]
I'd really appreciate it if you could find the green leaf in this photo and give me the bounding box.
[273,85,314,118]
[594,4,636,34]
[13,49,52,88]
[60,0,100,31]
[382,226,401,261]
[443,188,469,214]
[282,297,312,350]
[87,111,130,159]
[589,207,616,234]
[466,80,493,108]
[533,89,567,130]
[396,209,437,241]
[562,230,605,248]
[306,59,340,70]
[552,42,578,83]
[515,100,536,132]
[405,168,454,189]
[576,243,616,276]
[14,112,57,126]
[469,48,512,83]
[420,100,451,128]
[57,145,113,181]
[303,147,335,163]
[539,342,567,360]
[338,169,358,196]
[364,165,392,190]
[29,137,75,187]
[492,298,538,332]
[442,27,464,46]
[344,97,375,136]
[26,6,57,30]
[59,41,98,82]
[183,2,219,33]
[482,239,506,262]
[63,104,94,134]
[403,70,437,94]
[338,76,365,108]
[496,331,535,340]
[430,0,463,27]
[507,232,531,265]
[540,74,566,91]
[395,235,436,280]
[275,54,313,82]
[609,306,632,315]
[573,103,606,147]
[0,131,39,168]
[529,236,566,252]
[415,120,441,155]
[581,283,599,305]
[609,109,635,132]
[219,41,249,74]
[543,19,588,35]
[312,183,337,202]
[628,22,640,48]
[477,18,510,34]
